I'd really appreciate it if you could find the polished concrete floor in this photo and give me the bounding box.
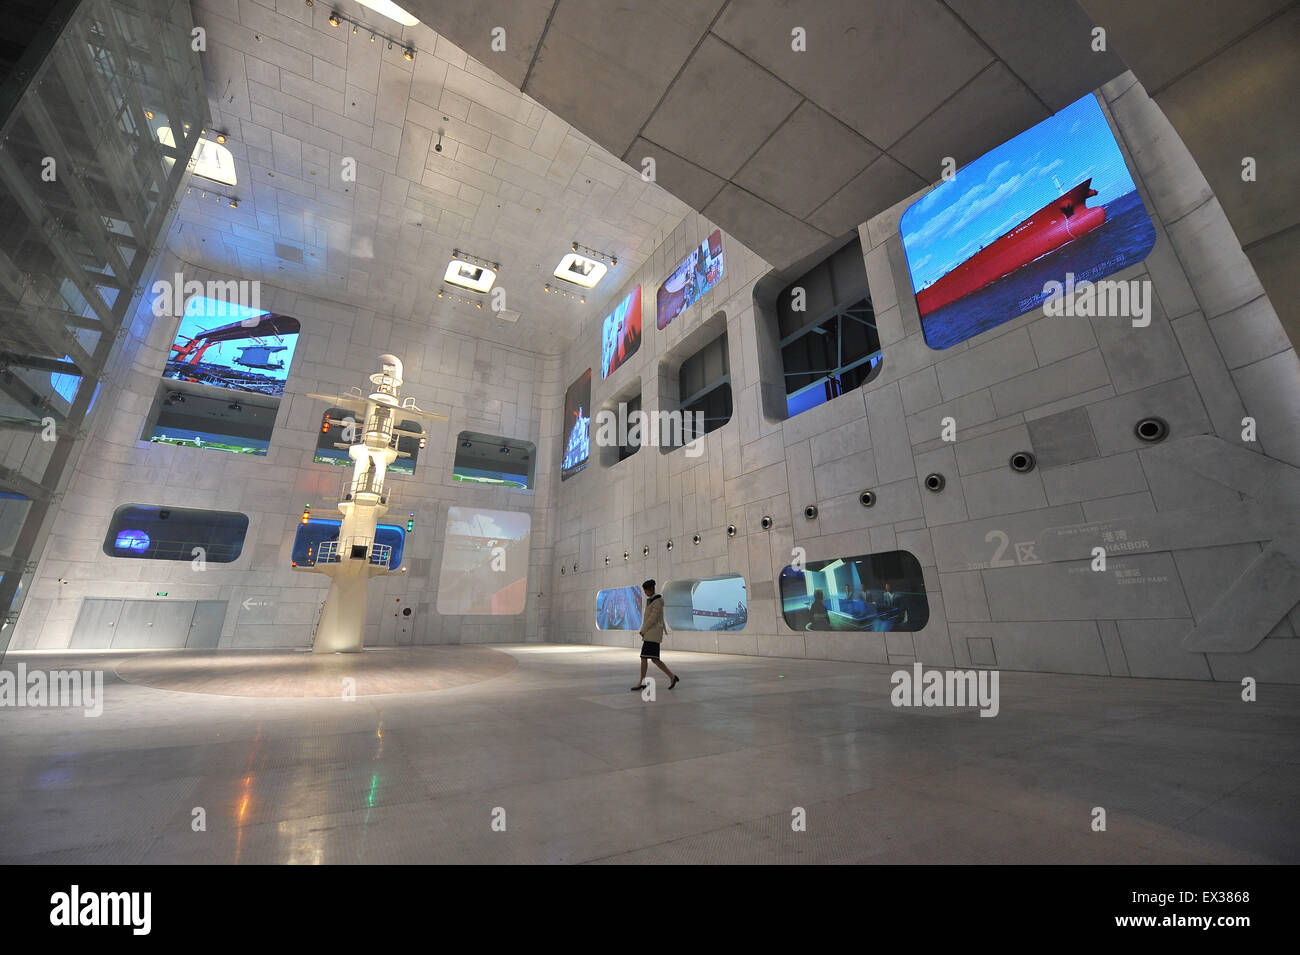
[1,645,1297,864]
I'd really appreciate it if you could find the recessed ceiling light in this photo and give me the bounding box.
[355,0,418,26]
[443,257,495,293]
[553,252,607,289]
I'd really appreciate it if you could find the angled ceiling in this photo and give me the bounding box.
[410,0,1128,270]
[1078,0,1299,343]
[174,0,691,353]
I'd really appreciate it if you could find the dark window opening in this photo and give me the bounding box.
[672,331,731,447]
[618,393,641,462]
[103,505,249,562]
[781,298,881,418]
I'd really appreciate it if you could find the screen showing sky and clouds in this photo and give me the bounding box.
[899,94,1155,349]
[436,507,531,615]
[164,296,300,396]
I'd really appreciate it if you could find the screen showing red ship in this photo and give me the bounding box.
[900,94,1156,349]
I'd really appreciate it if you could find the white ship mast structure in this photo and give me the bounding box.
[298,354,446,653]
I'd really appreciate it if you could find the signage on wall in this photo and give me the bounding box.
[657,230,724,330]
[601,285,642,380]
[898,94,1156,349]
[560,368,592,480]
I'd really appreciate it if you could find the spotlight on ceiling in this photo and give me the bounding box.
[228,199,238,208]
[461,440,472,448]
[355,0,419,26]
[144,109,154,120]
[553,252,608,289]
[443,255,496,293]
[328,11,340,26]
[403,47,415,61]
[215,132,227,144]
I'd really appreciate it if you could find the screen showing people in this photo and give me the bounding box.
[899,94,1155,349]
[780,551,928,632]
[595,586,644,631]
[560,369,592,480]
[656,230,724,330]
[600,286,642,380]
[436,508,531,615]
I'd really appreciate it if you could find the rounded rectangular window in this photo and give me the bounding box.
[596,586,644,630]
[779,551,928,632]
[436,507,530,615]
[291,518,406,568]
[453,431,536,488]
[663,574,747,631]
[103,505,249,562]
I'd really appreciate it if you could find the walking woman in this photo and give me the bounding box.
[631,579,679,691]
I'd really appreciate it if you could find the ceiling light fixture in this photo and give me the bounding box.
[553,252,607,289]
[328,11,340,26]
[443,250,497,293]
[404,47,415,61]
[354,0,419,27]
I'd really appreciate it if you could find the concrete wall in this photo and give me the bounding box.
[11,248,561,650]
[550,75,1300,683]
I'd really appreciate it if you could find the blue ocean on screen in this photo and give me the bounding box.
[921,190,1156,349]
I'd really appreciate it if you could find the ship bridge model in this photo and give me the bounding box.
[298,354,446,653]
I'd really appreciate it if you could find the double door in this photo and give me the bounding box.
[69,598,227,649]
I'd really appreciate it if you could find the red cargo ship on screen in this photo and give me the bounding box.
[916,180,1106,317]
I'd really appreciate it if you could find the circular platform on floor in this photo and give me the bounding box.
[113,646,518,698]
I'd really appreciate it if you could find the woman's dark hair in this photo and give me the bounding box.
[642,579,656,593]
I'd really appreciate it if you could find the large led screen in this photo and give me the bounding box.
[780,551,928,632]
[899,94,1156,349]
[595,586,643,631]
[148,296,300,457]
[601,285,642,380]
[436,507,530,615]
[657,230,724,330]
[664,574,747,631]
[560,368,591,481]
[164,296,299,396]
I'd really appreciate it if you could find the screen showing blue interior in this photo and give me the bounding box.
[780,551,928,632]
[291,518,406,568]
